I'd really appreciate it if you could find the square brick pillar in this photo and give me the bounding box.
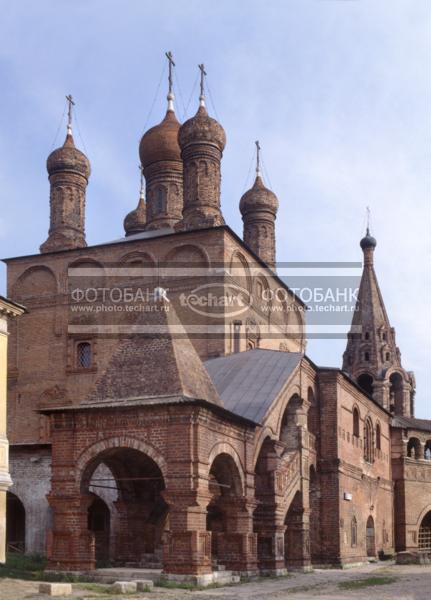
[162,491,212,577]
[47,494,95,571]
[214,497,257,574]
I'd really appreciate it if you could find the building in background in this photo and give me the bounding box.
[0,296,25,562]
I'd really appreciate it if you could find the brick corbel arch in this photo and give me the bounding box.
[75,435,167,483]
[207,441,245,495]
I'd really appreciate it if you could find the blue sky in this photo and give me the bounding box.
[1,0,430,416]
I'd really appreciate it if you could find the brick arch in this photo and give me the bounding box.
[252,427,277,469]
[275,386,303,439]
[75,436,167,483]
[207,441,245,494]
[119,250,157,268]
[229,250,251,292]
[13,265,57,298]
[163,243,210,268]
[415,504,431,527]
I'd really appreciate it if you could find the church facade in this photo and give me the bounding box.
[3,62,431,582]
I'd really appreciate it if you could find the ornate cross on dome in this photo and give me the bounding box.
[366,205,371,234]
[198,63,207,107]
[66,94,75,136]
[255,140,262,177]
[165,51,175,111]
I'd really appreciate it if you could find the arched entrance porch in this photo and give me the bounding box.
[81,447,168,567]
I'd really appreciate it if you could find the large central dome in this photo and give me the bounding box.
[139,109,181,169]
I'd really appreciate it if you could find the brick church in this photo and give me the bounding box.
[3,58,431,583]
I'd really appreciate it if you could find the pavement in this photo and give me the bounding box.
[0,561,429,600]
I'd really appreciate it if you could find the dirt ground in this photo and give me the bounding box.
[0,561,429,600]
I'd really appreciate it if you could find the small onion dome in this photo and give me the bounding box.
[178,105,226,152]
[360,228,377,250]
[239,175,278,217]
[47,133,91,179]
[139,110,181,169]
[124,195,146,237]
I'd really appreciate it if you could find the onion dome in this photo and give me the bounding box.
[124,170,147,236]
[139,109,181,169]
[47,133,91,179]
[360,227,377,250]
[178,104,226,152]
[240,175,278,216]
[124,195,146,236]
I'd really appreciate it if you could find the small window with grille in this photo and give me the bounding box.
[76,341,92,369]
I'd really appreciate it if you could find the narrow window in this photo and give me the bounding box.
[364,352,370,361]
[386,352,390,361]
[353,407,360,437]
[351,516,357,547]
[365,332,370,340]
[376,423,381,451]
[77,342,92,369]
[233,321,241,353]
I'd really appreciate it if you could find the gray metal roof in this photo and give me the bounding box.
[204,349,303,423]
[392,415,431,433]
[105,227,175,245]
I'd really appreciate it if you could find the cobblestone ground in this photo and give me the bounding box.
[0,562,430,600]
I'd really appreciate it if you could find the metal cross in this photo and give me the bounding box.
[198,63,207,98]
[366,206,371,233]
[66,94,75,134]
[255,140,261,175]
[165,51,175,95]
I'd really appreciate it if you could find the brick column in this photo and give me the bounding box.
[214,496,257,574]
[47,493,95,571]
[162,491,212,576]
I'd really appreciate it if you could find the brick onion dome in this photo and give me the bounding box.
[178,104,226,152]
[47,133,91,179]
[239,175,279,217]
[139,109,181,169]
[124,195,146,236]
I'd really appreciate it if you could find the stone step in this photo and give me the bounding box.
[89,568,161,584]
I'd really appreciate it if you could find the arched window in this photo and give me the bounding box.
[364,332,370,340]
[353,407,360,438]
[364,418,374,463]
[376,423,381,451]
[385,352,391,362]
[389,372,404,414]
[364,352,370,362]
[351,516,357,547]
[77,341,92,369]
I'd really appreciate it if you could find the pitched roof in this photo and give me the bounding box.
[392,415,431,433]
[204,349,303,423]
[85,296,222,407]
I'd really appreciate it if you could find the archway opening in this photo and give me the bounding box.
[366,516,375,557]
[357,374,373,396]
[389,373,404,414]
[280,394,302,449]
[419,511,431,551]
[82,447,167,568]
[284,491,304,568]
[207,453,243,568]
[6,492,26,553]
[407,437,421,459]
[253,438,277,570]
[87,494,110,564]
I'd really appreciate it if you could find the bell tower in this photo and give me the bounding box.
[342,223,415,415]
